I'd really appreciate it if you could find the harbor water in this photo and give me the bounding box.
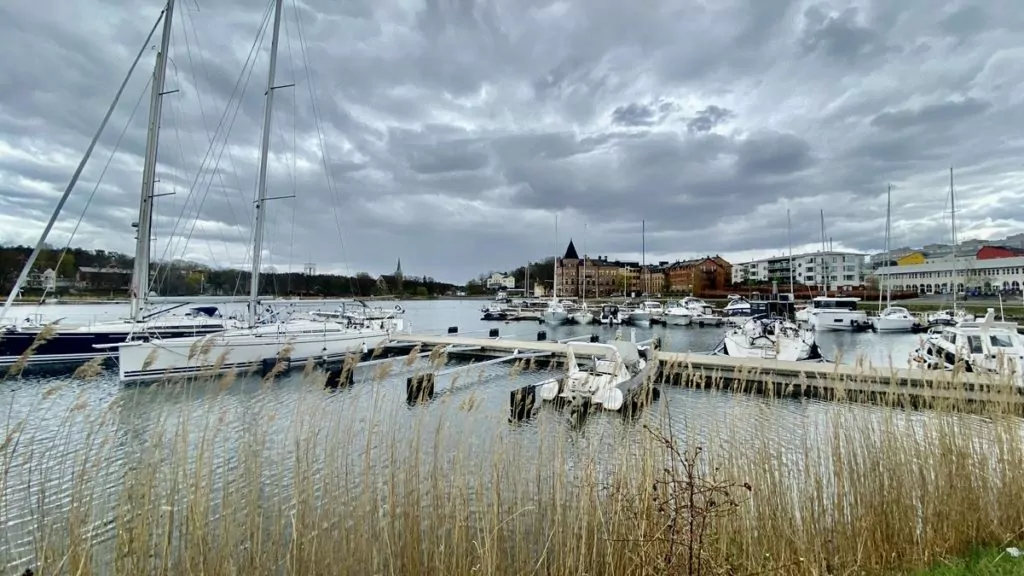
[0,298,932,570]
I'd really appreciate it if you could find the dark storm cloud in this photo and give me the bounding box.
[2,0,1023,282]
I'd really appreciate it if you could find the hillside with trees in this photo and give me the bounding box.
[0,244,457,299]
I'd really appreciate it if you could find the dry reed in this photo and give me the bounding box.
[2,351,1024,575]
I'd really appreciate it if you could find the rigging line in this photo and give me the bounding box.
[171,12,241,268]
[153,0,274,278]
[160,4,276,300]
[292,0,356,294]
[0,7,166,323]
[156,51,230,293]
[180,4,253,239]
[156,1,273,276]
[41,75,155,306]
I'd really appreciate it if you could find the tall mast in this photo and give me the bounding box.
[552,213,558,300]
[949,166,959,314]
[247,0,285,326]
[885,183,892,307]
[582,222,587,304]
[787,208,793,295]
[641,220,646,296]
[129,0,176,322]
[819,210,828,295]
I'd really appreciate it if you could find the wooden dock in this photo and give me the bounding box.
[385,333,1024,411]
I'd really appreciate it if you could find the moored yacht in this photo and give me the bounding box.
[808,296,871,331]
[720,317,820,361]
[0,306,245,370]
[629,301,662,325]
[679,296,723,327]
[662,303,692,326]
[599,303,623,325]
[910,309,1024,387]
[541,299,570,325]
[715,294,820,362]
[871,306,920,332]
[569,302,595,325]
[104,1,404,383]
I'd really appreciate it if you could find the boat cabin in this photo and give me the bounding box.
[811,296,860,311]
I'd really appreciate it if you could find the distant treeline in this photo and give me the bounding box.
[0,244,458,298]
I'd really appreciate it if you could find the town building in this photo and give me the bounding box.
[732,251,868,290]
[485,272,516,291]
[875,246,1024,294]
[555,240,731,297]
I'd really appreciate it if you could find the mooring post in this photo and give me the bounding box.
[406,372,436,404]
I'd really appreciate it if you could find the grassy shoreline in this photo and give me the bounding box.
[4,350,1024,575]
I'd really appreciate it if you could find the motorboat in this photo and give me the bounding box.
[662,303,693,326]
[807,296,871,332]
[533,338,658,412]
[910,308,1024,387]
[678,296,723,327]
[723,297,752,317]
[717,316,820,361]
[0,306,247,370]
[629,301,662,325]
[926,308,975,326]
[480,304,510,321]
[599,303,623,325]
[871,306,920,333]
[794,304,812,323]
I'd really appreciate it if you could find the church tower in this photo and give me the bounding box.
[395,258,404,293]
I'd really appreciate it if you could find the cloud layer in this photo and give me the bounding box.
[2,0,1023,282]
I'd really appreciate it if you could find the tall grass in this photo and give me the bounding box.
[2,349,1024,575]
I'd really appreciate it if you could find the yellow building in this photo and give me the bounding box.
[897,251,926,266]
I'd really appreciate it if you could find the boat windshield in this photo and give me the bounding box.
[990,333,1015,348]
[967,335,984,354]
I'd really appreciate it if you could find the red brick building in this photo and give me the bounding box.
[977,245,1024,260]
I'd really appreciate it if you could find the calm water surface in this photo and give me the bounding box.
[0,298,927,569]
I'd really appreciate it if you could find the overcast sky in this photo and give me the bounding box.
[1,0,1022,282]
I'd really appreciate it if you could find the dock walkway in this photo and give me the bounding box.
[387,333,1024,409]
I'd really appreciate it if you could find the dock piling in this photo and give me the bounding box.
[406,372,436,404]
[489,328,500,338]
[537,330,547,341]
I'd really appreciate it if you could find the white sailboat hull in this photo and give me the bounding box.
[113,320,394,383]
[543,310,569,325]
[722,331,815,362]
[571,312,595,325]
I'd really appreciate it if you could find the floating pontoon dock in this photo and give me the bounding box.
[378,330,1024,412]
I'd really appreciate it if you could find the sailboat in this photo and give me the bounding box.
[926,168,975,326]
[103,0,402,383]
[542,215,569,325]
[569,224,594,325]
[872,184,918,332]
[0,1,248,371]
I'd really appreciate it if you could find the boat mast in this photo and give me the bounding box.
[949,166,959,315]
[0,10,166,325]
[552,214,558,300]
[819,210,828,296]
[129,0,176,323]
[787,208,793,295]
[879,183,892,312]
[582,222,587,305]
[247,0,285,326]
[641,219,646,296]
